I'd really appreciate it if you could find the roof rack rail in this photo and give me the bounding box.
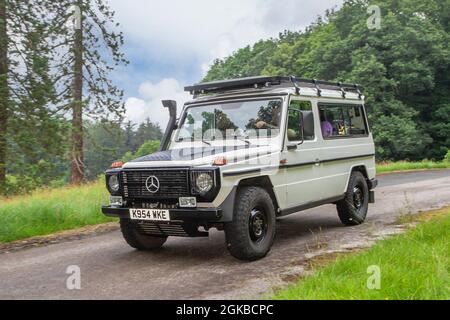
[184,76,362,99]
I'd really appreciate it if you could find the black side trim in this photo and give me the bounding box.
[222,154,375,177]
[321,153,375,164]
[281,153,375,170]
[279,195,345,217]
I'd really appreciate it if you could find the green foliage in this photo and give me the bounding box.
[204,0,450,161]
[85,120,162,179]
[273,212,450,300]
[445,150,450,162]
[203,39,279,82]
[122,140,160,162]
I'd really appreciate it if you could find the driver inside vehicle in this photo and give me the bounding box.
[255,105,281,129]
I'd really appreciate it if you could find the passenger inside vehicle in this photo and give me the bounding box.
[320,110,334,138]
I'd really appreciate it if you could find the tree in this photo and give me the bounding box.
[132,118,163,151]
[84,119,163,180]
[84,120,124,180]
[9,22,68,185]
[203,39,278,82]
[122,140,160,163]
[0,0,67,193]
[48,0,128,184]
[0,0,8,190]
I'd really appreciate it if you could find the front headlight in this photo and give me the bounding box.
[108,174,120,193]
[190,169,220,201]
[196,173,213,194]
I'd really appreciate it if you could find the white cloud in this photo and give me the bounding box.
[111,0,344,125]
[125,78,191,127]
[110,0,343,73]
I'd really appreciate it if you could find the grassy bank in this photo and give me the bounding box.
[273,209,450,300]
[376,161,450,174]
[0,181,114,243]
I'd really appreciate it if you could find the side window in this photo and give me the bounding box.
[319,104,367,139]
[288,100,314,141]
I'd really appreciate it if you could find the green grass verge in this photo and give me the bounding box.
[0,181,115,243]
[376,161,450,174]
[273,211,450,300]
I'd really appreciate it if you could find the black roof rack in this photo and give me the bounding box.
[184,76,362,99]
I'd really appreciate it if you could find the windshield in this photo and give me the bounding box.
[175,99,283,142]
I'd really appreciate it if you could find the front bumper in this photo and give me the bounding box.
[102,206,223,223]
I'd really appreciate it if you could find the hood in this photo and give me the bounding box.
[122,144,278,169]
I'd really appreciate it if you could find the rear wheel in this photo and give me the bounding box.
[120,218,167,250]
[336,171,369,226]
[224,187,276,261]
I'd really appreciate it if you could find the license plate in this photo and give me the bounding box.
[130,209,170,221]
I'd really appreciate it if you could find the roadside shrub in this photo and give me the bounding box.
[445,150,450,162]
[122,140,160,162]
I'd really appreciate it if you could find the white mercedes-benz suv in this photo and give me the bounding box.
[102,76,378,261]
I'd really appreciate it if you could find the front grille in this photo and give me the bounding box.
[134,221,209,237]
[132,201,178,209]
[122,169,189,199]
[135,221,190,237]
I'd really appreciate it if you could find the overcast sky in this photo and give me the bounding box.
[108,0,344,127]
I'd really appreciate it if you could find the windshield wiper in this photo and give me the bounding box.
[232,136,251,145]
[201,139,212,146]
[175,137,211,146]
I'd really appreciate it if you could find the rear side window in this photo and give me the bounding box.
[319,104,368,139]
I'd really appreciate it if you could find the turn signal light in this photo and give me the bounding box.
[110,161,124,169]
[213,157,228,166]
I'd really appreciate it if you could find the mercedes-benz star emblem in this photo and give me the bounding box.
[145,175,160,193]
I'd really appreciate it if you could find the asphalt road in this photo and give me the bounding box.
[0,170,449,300]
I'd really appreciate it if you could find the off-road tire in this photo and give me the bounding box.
[337,171,369,226]
[224,187,276,261]
[120,218,167,250]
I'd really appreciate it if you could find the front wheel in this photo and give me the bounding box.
[336,171,369,226]
[120,218,167,250]
[224,187,276,261]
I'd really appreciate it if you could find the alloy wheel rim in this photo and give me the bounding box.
[353,186,364,211]
[249,208,268,243]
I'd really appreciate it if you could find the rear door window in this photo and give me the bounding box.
[319,104,368,139]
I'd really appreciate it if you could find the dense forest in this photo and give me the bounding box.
[204,0,450,162]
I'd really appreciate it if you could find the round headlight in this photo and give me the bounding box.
[196,173,213,194]
[108,174,120,193]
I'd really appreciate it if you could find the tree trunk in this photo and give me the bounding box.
[70,3,84,184]
[0,0,8,192]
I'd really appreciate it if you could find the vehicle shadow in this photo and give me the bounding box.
[115,206,347,263]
